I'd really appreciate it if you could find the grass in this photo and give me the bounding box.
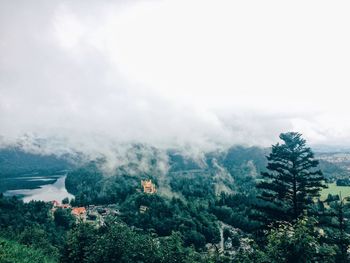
[320,182,350,201]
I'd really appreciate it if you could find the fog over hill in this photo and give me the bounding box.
[2,1,350,262]
[1,0,350,157]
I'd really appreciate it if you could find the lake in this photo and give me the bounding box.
[3,175,74,203]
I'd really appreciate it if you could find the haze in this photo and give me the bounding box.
[1,0,350,154]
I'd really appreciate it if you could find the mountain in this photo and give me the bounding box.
[0,147,73,178]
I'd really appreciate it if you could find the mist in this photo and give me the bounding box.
[1,0,350,160]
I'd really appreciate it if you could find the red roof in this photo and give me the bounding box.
[72,207,86,216]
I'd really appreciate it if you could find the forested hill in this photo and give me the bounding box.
[2,135,350,262]
[64,145,270,251]
[64,145,349,202]
[0,147,72,178]
[63,143,350,250]
[66,145,270,200]
[0,144,346,181]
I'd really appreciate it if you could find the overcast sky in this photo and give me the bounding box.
[1,0,350,153]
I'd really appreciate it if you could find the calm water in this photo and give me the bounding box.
[4,175,74,203]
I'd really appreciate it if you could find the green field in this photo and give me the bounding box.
[320,182,350,200]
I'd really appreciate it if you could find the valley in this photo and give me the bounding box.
[1,137,350,262]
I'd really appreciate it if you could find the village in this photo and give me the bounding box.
[49,179,242,255]
[50,179,157,226]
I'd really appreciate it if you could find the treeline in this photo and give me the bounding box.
[236,133,350,262]
[0,237,56,263]
[67,168,222,249]
[62,219,227,263]
[64,145,268,250]
[0,194,227,262]
[2,132,350,262]
[64,132,350,262]
[0,194,66,260]
[0,147,72,178]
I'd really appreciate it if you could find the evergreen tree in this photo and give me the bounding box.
[255,132,326,226]
[61,223,97,263]
[321,196,350,263]
[332,198,350,263]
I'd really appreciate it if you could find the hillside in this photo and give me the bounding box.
[0,147,72,178]
[0,238,57,263]
[2,142,350,262]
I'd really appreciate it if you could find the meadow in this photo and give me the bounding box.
[321,182,350,200]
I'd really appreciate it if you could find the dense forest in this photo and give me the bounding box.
[0,147,72,177]
[1,132,350,262]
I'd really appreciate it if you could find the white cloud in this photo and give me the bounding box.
[1,0,350,155]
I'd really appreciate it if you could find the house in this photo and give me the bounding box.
[141,179,157,194]
[72,207,87,220]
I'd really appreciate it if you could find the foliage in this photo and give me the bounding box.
[121,193,220,249]
[256,132,326,226]
[317,197,350,262]
[211,192,260,232]
[54,208,75,230]
[264,218,336,263]
[0,238,57,263]
[169,172,215,198]
[0,147,71,179]
[0,195,66,260]
[62,221,204,263]
[2,133,350,262]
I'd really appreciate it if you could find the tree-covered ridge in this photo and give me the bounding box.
[62,133,350,262]
[2,132,350,262]
[64,145,267,249]
[0,147,72,177]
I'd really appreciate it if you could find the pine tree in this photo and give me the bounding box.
[255,132,326,226]
[321,195,350,263]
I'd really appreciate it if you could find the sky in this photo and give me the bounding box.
[1,0,350,154]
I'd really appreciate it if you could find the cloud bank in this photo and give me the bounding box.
[1,0,350,156]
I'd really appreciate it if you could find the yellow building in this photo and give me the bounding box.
[141,179,157,194]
